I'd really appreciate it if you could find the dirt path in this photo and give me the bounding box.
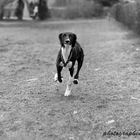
[0,18,140,140]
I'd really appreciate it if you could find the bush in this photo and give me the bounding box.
[53,0,67,7]
[51,1,103,19]
[94,0,119,7]
[38,0,50,20]
[111,1,140,33]
[15,0,24,20]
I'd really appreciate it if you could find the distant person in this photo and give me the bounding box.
[29,2,34,16]
[33,3,38,20]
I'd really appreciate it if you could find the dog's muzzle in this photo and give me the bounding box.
[64,39,70,45]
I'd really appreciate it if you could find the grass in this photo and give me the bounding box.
[0,19,140,140]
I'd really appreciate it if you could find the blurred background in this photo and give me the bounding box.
[0,0,119,21]
[1,0,140,34]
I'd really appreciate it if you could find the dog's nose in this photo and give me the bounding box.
[65,40,70,44]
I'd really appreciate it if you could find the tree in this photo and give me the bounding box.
[38,0,50,20]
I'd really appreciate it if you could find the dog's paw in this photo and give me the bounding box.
[73,79,79,84]
[64,88,71,96]
[54,73,63,83]
[67,61,72,68]
[59,62,64,67]
[54,73,58,82]
[58,77,63,83]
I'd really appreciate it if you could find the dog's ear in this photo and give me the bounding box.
[58,33,64,47]
[71,33,77,47]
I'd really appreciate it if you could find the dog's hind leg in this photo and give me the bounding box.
[64,66,74,96]
[64,75,73,96]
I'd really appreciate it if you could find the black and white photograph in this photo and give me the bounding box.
[0,0,140,139]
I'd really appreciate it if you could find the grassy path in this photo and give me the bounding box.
[0,19,140,140]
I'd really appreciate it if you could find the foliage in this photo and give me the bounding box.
[51,1,103,19]
[53,0,67,7]
[53,0,119,7]
[111,1,140,33]
[38,0,50,20]
[15,0,24,20]
[94,0,119,6]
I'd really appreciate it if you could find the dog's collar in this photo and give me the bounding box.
[61,48,73,67]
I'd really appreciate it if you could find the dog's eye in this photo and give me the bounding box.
[63,34,66,37]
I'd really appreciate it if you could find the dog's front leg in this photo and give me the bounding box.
[54,50,63,83]
[54,65,63,83]
[69,65,74,77]
[73,59,83,84]
[56,65,63,83]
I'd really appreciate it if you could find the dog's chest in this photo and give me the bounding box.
[61,45,72,63]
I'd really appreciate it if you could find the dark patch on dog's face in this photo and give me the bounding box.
[59,32,77,47]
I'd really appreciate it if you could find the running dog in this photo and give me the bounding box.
[54,32,84,96]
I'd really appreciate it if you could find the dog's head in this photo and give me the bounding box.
[59,32,77,48]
